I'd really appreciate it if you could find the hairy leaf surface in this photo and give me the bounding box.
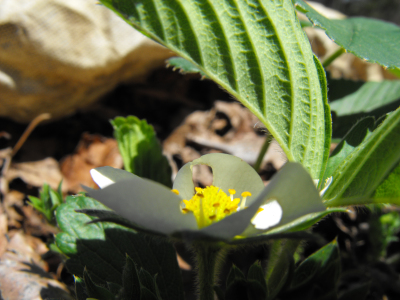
[100,0,327,179]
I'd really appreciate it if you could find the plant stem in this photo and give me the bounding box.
[193,243,222,300]
[254,136,272,173]
[322,47,346,68]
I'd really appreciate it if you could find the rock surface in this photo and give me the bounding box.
[0,0,173,123]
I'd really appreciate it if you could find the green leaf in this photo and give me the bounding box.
[294,0,400,69]
[291,239,340,291]
[84,269,115,300]
[324,108,400,206]
[166,57,206,76]
[314,55,332,182]
[330,81,400,117]
[100,0,328,179]
[324,117,375,181]
[281,239,340,300]
[111,116,172,188]
[374,161,400,200]
[55,195,184,300]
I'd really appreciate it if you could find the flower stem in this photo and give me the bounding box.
[322,47,345,68]
[254,136,272,173]
[193,243,222,300]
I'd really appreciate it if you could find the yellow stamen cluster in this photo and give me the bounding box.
[175,186,252,229]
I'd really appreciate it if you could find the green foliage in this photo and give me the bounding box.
[324,108,400,206]
[55,194,184,300]
[216,262,267,300]
[330,81,400,117]
[111,116,172,187]
[28,181,63,224]
[294,0,400,69]
[280,239,341,300]
[101,0,328,180]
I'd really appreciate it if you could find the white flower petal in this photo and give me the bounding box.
[251,200,283,230]
[90,169,115,188]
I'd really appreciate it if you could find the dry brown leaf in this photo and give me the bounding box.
[61,133,123,193]
[3,190,25,229]
[177,253,191,271]
[6,157,64,192]
[164,101,287,183]
[0,231,73,300]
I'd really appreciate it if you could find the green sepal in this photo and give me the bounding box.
[225,272,247,300]
[119,255,141,300]
[226,265,246,290]
[247,262,268,300]
[213,285,225,300]
[140,287,159,300]
[83,268,115,300]
[265,240,297,300]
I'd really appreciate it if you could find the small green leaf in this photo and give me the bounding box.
[167,57,206,76]
[291,239,340,290]
[294,0,400,69]
[225,266,247,300]
[140,287,159,300]
[74,276,88,300]
[226,265,245,289]
[101,0,328,180]
[330,81,400,117]
[120,255,141,300]
[111,116,172,187]
[324,107,400,206]
[138,268,158,295]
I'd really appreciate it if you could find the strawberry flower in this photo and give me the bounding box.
[85,153,327,241]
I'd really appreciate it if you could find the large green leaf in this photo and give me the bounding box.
[55,195,184,300]
[294,0,400,69]
[330,81,400,117]
[111,116,172,188]
[323,108,400,206]
[323,117,375,181]
[100,0,327,179]
[374,161,400,200]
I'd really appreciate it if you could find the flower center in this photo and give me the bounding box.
[173,186,252,229]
